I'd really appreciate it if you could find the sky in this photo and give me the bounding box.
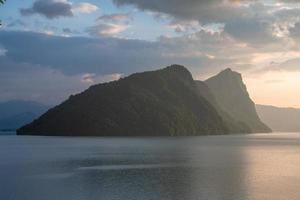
[1,0,300,107]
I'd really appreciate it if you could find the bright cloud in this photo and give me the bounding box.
[87,13,131,37]
[72,2,98,14]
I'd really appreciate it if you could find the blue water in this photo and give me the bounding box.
[0,130,16,135]
[1,133,300,200]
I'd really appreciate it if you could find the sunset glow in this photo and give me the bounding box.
[1,0,300,108]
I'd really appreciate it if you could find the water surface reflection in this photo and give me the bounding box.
[1,133,300,200]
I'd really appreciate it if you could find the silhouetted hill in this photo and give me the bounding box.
[256,104,300,132]
[18,65,230,136]
[205,69,271,133]
[0,100,49,130]
[18,65,271,136]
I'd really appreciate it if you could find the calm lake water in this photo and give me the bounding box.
[1,133,300,200]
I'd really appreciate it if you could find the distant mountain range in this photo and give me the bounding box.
[256,105,300,132]
[17,65,271,136]
[0,100,49,131]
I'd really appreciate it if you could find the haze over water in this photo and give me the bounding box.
[1,133,300,200]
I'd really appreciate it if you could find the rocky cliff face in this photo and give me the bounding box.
[205,68,271,133]
[196,80,251,133]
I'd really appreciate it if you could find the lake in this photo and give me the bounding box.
[1,133,300,200]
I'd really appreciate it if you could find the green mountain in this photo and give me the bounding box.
[205,68,271,133]
[256,104,300,132]
[17,65,229,136]
[17,65,271,136]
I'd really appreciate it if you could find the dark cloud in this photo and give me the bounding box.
[97,13,131,23]
[62,28,79,34]
[224,17,275,45]
[62,28,72,34]
[112,0,255,23]
[0,31,167,75]
[289,22,300,40]
[20,0,73,19]
[0,30,230,76]
[112,0,300,48]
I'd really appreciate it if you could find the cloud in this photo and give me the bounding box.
[252,57,300,74]
[224,17,276,45]
[289,22,300,40]
[62,28,79,35]
[62,28,73,34]
[20,0,73,19]
[87,23,127,37]
[111,0,300,47]
[2,27,300,104]
[97,13,131,22]
[0,57,122,104]
[20,0,98,19]
[81,73,122,84]
[0,30,233,78]
[278,58,300,71]
[81,73,95,84]
[0,28,290,79]
[72,2,98,14]
[0,30,166,75]
[112,0,255,24]
[168,19,203,34]
[0,30,230,104]
[6,19,27,28]
[87,13,131,37]
[0,47,6,56]
[1,25,299,84]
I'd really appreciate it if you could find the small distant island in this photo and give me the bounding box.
[17,65,271,136]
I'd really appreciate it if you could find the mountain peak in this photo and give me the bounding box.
[207,68,243,85]
[123,64,193,84]
[165,64,187,71]
[222,68,233,72]
[218,68,240,76]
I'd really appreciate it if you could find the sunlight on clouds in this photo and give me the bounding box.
[81,73,95,84]
[81,73,122,85]
[87,14,131,37]
[72,2,98,14]
[89,23,127,36]
[5,0,300,107]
